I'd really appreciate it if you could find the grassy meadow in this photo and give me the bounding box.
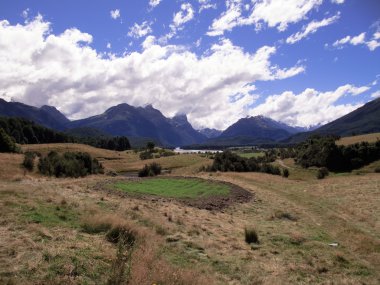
[0,138,379,284]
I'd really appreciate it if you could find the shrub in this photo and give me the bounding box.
[106,224,138,285]
[273,211,298,221]
[38,151,103,178]
[282,168,289,178]
[244,227,259,244]
[375,167,380,173]
[22,152,36,171]
[160,150,175,157]
[139,151,153,160]
[317,167,329,179]
[106,225,137,247]
[138,163,161,177]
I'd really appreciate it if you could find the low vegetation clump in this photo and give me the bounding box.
[138,162,161,177]
[244,227,259,244]
[207,151,282,176]
[139,151,153,160]
[272,211,298,221]
[282,168,289,178]
[38,151,103,177]
[317,167,329,179]
[106,224,137,246]
[22,151,37,171]
[138,162,162,177]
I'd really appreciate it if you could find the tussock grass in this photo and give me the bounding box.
[244,227,259,244]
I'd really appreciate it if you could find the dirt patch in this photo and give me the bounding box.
[94,176,253,211]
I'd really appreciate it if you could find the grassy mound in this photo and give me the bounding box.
[113,178,230,199]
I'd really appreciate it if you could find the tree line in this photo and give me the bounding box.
[37,151,104,178]
[0,117,131,152]
[294,135,380,172]
[205,150,286,176]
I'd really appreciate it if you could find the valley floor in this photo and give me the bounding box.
[0,145,379,284]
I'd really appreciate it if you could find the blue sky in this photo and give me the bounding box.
[0,0,379,129]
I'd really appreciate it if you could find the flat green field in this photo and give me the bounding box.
[234,151,265,159]
[113,178,230,199]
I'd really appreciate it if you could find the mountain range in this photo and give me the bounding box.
[0,97,379,147]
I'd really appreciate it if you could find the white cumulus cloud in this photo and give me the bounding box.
[128,21,153,38]
[333,31,380,51]
[250,84,369,127]
[286,13,340,44]
[110,9,120,20]
[172,3,194,28]
[371,90,380,98]
[207,0,323,36]
[198,0,217,12]
[331,0,345,4]
[0,16,304,130]
[149,0,162,8]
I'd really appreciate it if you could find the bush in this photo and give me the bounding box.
[139,151,153,160]
[317,167,329,179]
[244,227,259,244]
[22,152,36,171]
[38,151,103,178]
[106,225,137,247]
[138,163,162,177]
[282,168,289,178]
[375,167,380,173]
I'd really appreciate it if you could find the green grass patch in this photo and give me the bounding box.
[113,178,230,199]
[21,203,80,228]
[234,151,265,159]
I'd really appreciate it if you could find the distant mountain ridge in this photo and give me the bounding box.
[201,115,303,146]
[67,103,207,147]
[1,97,379,147]
[0,98,69,130]
[198,128,222,139]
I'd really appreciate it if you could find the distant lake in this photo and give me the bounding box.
[174,147,221,154]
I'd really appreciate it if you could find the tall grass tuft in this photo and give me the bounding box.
[244,227,259,244]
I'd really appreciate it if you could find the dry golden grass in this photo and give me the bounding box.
[337,132,380,146]
[0,153,26,180]
[20,143,210,173]
[1,144,380,284]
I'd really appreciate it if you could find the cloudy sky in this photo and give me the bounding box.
[0,0,379,130]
